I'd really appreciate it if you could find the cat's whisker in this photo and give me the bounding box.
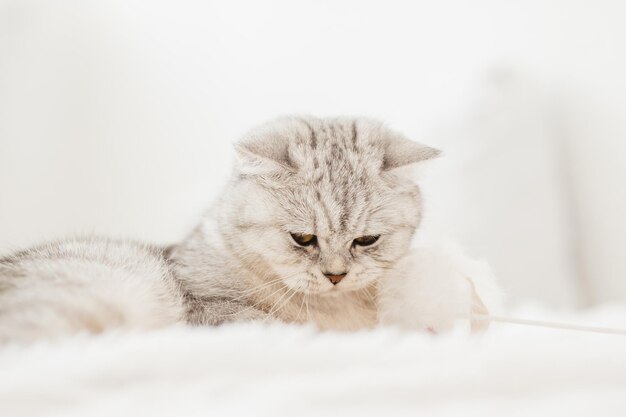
[241,284,288,311]
[239,277,284,292]
[214,283,289,319]
[360,287,377,308]
[304,287,311,323]
[217,270,312,320]
[295,290,306,323]
[234,271,309,300]
[228,278,285,302]
[268,287,298,318]
[267,287,294,317]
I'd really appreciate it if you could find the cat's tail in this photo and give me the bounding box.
[0,240,185,344]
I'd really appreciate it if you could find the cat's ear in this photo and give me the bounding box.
[234,134,294,176]
[382,133,441,171]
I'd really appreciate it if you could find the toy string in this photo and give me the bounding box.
[461,313,626,336]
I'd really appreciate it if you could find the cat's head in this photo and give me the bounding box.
[225,116,439,295]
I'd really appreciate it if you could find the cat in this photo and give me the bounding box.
[169,116,441,330]
[0,116,493,343]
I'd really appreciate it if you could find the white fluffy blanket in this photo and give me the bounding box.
[2,307,626,417]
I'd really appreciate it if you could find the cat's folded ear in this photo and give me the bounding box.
[233,131,294,176]
[381,132,441,171]
[233,118,440,176]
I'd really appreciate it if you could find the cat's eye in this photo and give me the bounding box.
[352,235,380,247]
[290,233,317,247]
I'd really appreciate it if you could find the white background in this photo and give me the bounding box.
[2,0,626,308]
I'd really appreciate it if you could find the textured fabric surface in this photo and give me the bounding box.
[2,307,625,417]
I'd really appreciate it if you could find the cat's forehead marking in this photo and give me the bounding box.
[314,189,337,234]
[290,119,379,237]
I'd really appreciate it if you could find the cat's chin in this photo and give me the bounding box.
[288,284,353,297]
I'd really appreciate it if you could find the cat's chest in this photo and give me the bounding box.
[298,292,378,331]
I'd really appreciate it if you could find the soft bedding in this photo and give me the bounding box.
[1,306,625,417]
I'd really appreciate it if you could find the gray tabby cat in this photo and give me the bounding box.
[0,116,439,343]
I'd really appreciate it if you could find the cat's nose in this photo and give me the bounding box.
[323,272,347,285]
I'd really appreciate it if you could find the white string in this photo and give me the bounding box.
[461,313,626,336]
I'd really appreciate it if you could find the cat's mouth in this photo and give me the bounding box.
[312,273,373,296]
[283,269,375,296]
